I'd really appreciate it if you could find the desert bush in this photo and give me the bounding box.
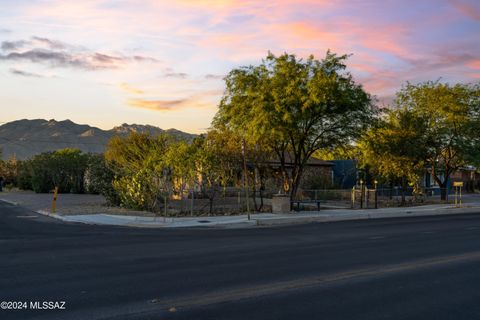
[17,149,89,193]
[84,154,119,204]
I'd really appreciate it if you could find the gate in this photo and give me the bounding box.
[351,186,378,209]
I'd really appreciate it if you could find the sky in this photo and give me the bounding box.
[0,0,479,133]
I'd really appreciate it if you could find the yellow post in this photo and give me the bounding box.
[453,182,464,208]
[51,187,59,213]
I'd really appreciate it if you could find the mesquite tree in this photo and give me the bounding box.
[214,51,375,200]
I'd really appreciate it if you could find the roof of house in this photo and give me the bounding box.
[265,154,334,167]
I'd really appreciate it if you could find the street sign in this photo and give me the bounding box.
[453,181,464,187]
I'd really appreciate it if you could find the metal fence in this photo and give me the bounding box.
[297,189,353,209]
[161,187,275,216]
[159,186,457,215]
[351,187,453,209]
[294,187,454,210]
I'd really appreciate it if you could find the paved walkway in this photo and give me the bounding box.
[34,202,480,228]
[2,190,480,228]
[0,190,149,216]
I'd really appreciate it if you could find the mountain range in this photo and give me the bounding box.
[0,119,197,160]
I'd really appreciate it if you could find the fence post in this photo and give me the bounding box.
[164,190,168,222]
[238,190,241,211]
[190,189,194,216]
[374,180,378,209]
[366,187,369,208]
[460,186,462,207]
[360,180,364,209]
[351,186,355,208]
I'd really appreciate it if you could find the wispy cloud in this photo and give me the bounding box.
[0,0,478,131]
[1,36,72,52]
[0,37,159,70]
[163,68,188,79]
[128,98,190,111]
[128,90,221,111]
[164,72,188,79]
[119,83,145,95]
[468,60,480,70]
[449,0,480,21]
[205,74,224,80]
[9,68,44,78]
[31,36,67,50]
[132,55,160,63]
[0,49,125,70]
[1,40,29,51]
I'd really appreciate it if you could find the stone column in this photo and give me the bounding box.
[272,194,290,213]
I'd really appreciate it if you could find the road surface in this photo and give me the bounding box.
[2,201,480,319]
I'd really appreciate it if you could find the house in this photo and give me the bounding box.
[447,166,480,192]
[259,154,334,191]
[330,160,358,189]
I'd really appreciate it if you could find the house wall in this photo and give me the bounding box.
[330,160,357,189]
[300,166,334,189]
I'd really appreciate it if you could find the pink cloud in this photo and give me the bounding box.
[128,90,222,112]
[467,60,480,70]
[6,0,479,123]
[450,0,480,21]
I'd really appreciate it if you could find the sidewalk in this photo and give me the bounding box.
[2,190,480,228]
[30,202,480,229]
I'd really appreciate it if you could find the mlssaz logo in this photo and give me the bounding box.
[30,301,66,310]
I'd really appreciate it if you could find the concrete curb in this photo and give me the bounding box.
[22,203,480,229]
[36,210,67,220]
[255,206,480,226]
[34,209,259,228]
[0,198,19,206]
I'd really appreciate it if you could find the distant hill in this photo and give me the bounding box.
[0,119,197,160]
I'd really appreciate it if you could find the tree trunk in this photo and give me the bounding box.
[389,181,393,200]
[252,182,258,212]
[431,164,452,202]
[281,170,289,194]
[259,188,264,211]
[209,195,214,216]
[439,181,448,201]
[289,166,304,203]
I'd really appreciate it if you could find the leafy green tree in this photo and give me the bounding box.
[396,81,480,200]
[359,108,429,204]
[198,128,274,212]
[15,148,89,193]
[214,51,375,200]
[314,144,360,161]
[50,148,89,193]
[163,140,198,212]
[192,135,228,215]
[84,154,119,204]
[105,132,170,211]
[17,160,33,190]
[0,155,20,188]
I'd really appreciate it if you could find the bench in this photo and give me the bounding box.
[291,199,322,211]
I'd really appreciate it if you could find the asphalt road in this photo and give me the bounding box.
[2,201,480,320]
